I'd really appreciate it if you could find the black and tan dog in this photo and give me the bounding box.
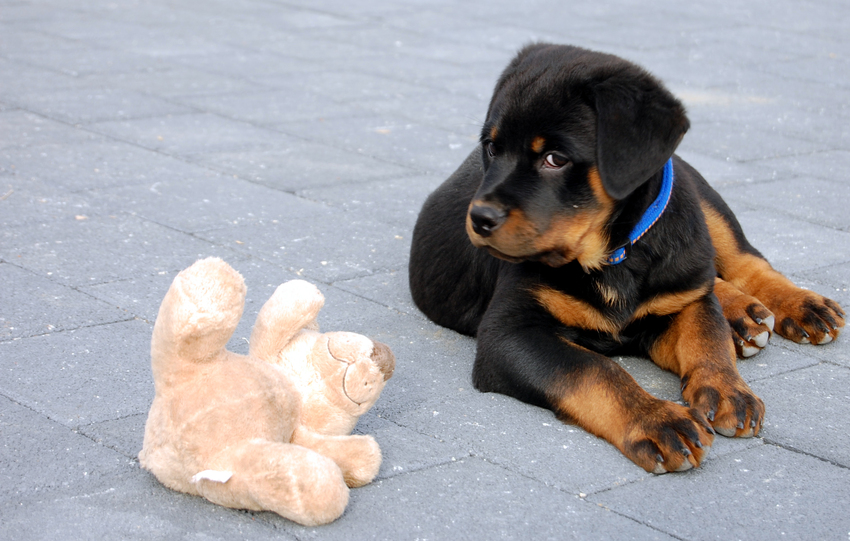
[409,43,845,473]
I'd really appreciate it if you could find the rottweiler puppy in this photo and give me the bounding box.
[409,43,845,473]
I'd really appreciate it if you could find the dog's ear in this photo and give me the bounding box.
[592,67,689,199]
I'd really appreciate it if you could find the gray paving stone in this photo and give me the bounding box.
[749,149,850,183]
[682,93,850,151]
[0,262,131,341]
[351,54,499,103]
[5,45,169,78]
[0,319,154,428]
[0,110,103,150]
[731,209,850,275]
[184,136,414,192]
[78,413,147,460]
[0,395,133,500]
[0,58,107,101]
[87,113,291,156]
[92,173,320,234]
[0,181,95,230]
[196,211,409,283]
[273,70,433,106]
[82,66,262,99]
[281,457,677,541]
[333,269,418,316]
[1,140,223,194]
[3,0,850,538]
[802,262,850,319]
[174,87,360,125]
[297,174,444,229]
[7,87,194,125]
[674,149,777,188]
[274,115,479,176]
[751,363,850,468]
[720,177,850,232]
[676,120,827,163]
[84,257,292,326]
[250,34,398,66]
[0,468,294,541]
[0,213,233,287]
[353,414,462,482]
[162,47,325,80]
[589,444,850,541]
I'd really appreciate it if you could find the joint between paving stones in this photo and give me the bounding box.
[761,438,850,471]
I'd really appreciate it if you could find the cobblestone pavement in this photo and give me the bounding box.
[2,1,849,539]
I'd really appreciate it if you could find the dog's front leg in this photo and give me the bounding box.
[649,293,765,438]
[473,293,714,473]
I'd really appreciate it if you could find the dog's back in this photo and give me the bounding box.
[409,150,501,336]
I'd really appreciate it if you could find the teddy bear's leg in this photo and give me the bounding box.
[249,280,326,364]
[193,439,350,527]
[291,426,382,488]
[151,258,246,371]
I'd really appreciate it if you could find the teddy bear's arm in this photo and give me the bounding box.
[249,280,325,364]
[291,425,382,488]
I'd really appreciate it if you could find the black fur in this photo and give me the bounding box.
[409,43,750,426]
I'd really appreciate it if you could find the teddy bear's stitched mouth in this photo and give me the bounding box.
[324,340,364,406]
[342,364,365,406]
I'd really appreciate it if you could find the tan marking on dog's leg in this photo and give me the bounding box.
[649,296,765,438]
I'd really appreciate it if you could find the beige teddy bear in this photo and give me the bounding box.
[138,257,394,526]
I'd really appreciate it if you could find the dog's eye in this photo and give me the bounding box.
[544,153,569,169]
[486,142,497,157]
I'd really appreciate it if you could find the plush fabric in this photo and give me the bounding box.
[139,258,394,526]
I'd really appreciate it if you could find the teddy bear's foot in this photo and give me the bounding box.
[292,427,382,488]
[195,440,350,527]
[152,257,247,366]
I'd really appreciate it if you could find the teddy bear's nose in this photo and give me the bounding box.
[370,341,395,381]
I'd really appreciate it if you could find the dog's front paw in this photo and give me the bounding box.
[769,289,845,345]
[623,400,714,474]
[715,279,775,358]
[725,295,775,358]
[682,369,764,438]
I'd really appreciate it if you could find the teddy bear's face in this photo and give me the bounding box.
[313,332,394,413]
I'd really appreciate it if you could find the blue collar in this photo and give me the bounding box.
[607,158,674,265]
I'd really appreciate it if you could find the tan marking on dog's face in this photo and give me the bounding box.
[531,136,546,154]
[465,167,616,271]
[466,204,536,254]
[490,126,499,141]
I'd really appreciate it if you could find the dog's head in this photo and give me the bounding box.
[467,43,689,271]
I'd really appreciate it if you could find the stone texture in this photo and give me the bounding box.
[2,0,850,538]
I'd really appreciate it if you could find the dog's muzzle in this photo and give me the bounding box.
[469,204,507,237]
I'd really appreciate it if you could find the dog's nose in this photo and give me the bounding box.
[469,204,507,237]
